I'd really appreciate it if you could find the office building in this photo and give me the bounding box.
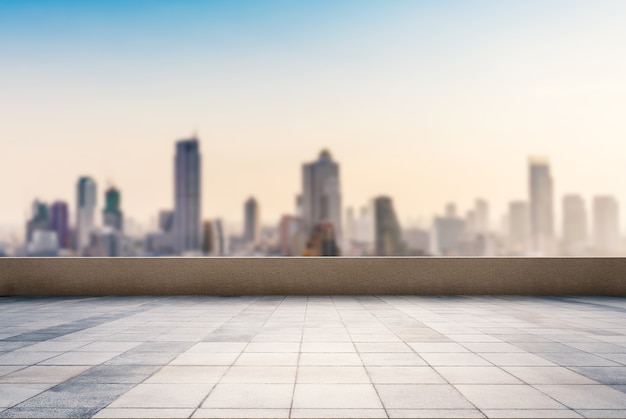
[103,186,123,231]
[508,200,530,254]
[77,176,97,254]
[26,200,50,244]
[50,201,70,249]
[434,203,465,255]
[374,196,404,256]
[244,197,260,246]
[174,138,202,254]
[562,194,587,252]
[593,196,620,255]
[529,156,554,253]
[302,149,342,246]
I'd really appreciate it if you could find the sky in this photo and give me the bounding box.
[1,0,626,237]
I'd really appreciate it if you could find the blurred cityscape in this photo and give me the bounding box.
[1,136,622,258]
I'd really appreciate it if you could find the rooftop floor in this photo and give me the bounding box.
[0,296,626,418]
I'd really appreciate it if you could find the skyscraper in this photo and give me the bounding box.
[475,198,489,235]
[26,200,50,244]
[434,203,465,255]
[529,156,554,253]
[50,201,70,249]
[244,197,260,246]
[508,200,530,254]
[592,196,620,255]
[174,137,202,254]
[302,149,342,246]
[103,186,123,231]
[374,196,404,256]
[562,194,587,251]
[77,176,97,254]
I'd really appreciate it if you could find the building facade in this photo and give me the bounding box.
[174,138,202,254]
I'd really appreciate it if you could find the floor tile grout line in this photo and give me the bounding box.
[374,295,489,418]
[288,295,308,419]
[191,295,286,417]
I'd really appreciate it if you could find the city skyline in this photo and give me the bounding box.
[2,1,626,235]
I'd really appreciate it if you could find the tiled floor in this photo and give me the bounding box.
[0,296,625,418]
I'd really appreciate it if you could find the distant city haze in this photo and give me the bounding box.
[2,1,626,238]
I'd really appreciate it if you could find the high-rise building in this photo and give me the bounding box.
[50,201,70,249]
[374,196,404,256]
[244,197,260,246]
[562,195,587,251]
[174,138,202,254]
[508,200,530,254]
[26,200,50,244]
[593,196,620,255]
[103,186,123,231]
[434,203,465,255]
[529,156,554,252]
[202,220,214,255]
[77,176,97,254]
[475,198,489,235]
[302,150,342,246]
[279,215,306,256]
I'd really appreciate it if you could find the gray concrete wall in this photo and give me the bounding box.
[0,257,624,296]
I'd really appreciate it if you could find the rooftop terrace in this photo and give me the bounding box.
[0,295,626,418]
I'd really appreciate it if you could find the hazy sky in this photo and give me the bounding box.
[1,0,626,236]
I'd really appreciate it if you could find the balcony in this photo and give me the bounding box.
[0,258,625,418]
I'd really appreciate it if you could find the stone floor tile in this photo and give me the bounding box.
[187,342,247,353]
[376,384,474,409]
[219,366,296,383]
[574,409,626,418]
[234,353,298,366]
[535,384,626,409]
[299,353,362,366]
[504,366,598,384]
[0,366,90,384]
[300,342,355,353]
[0,384,52,408]
[201,383,293,409]
[144,366,227,384]
[41,351,120,366]
[20,341,88,352]
[435,366,521,384]
[93,408,194,418]
[479,352,557,366]
[67,365,161,384]
[482,409,583,418]
[360,352,427,366]
[244,343,299,353]
[0,407,99,418]
[17,383,133,408]
[572,366,626,385]
[292,383,383,409]
[0,351,62,366]
[387,409,485,418]
[192,408,289,418]
[170,352,240,366]
[108,383,213,408]
[538,352,621,367]
[408,342,469,353]
[367,366,446,384]
[455,384,567,409]
[355,342,412,353]
[290,408,387,418]
[297,366,370,384]
[420,352,492,366]
[74,341,142,352]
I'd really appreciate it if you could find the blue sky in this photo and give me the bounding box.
[1,0,626,234]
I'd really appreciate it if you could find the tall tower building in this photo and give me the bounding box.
[244,197,260,246]
[593,196,620,255]
[302,149,342,244]
[475,198,489,235]
[508,200,530,253]
[374,196,404,256]
[529,156,554,253]
[50,201,70,249]
[26,200,50,244]
[174,138,202,254]
[562,195,587,250]
[77,176,97,254]
[103,186,123,231]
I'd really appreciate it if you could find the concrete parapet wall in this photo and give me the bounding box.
[0,257,624,296]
